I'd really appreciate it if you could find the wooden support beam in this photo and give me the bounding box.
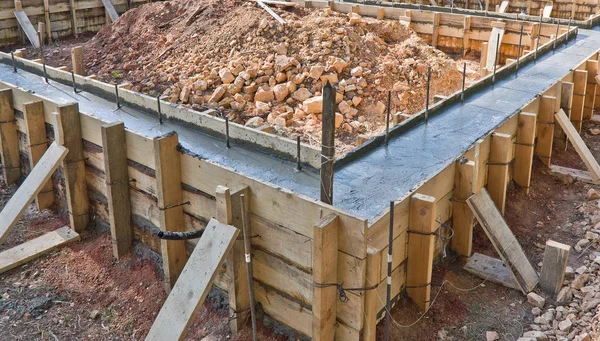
[43,0,52,43]
[555,109,600,180]
[101,0,119,22]
[69,0,78,37]
[363,247,381,341]
[0,89,21,185]
[101,122,132,260]
[536,95,556,167]
[0,226,78,274]
[312,214,338,341]
[226,186,251,334]
[407,193,436,312]
[13,9,40,48]
[480,43,489,77]
[467,189,539,294]
[539,240,570,296]
[486,25,505,71]
[71,46,84,76]
[514,112,537,193]
[153,133,187,290]
[487,132,512,214]
[53,104,89,232]
[584,60,598,120]
[463,16,472,56]
[431,12,441,48]
[37,22,44,46]
[572,70,588,132]
[556,82,574,151]
[452,160,476,257]
[376,7,385,20]
[0,143,67,244]
[23,101,53,209]
[145,219,239,341]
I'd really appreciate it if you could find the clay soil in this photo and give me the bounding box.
[2,0,481,156]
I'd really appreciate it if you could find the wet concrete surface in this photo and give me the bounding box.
[1,28,599,222]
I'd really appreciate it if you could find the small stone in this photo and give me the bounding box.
[208,86,226,103]
[352,96,362,106]
[272,84,289,102]
[255,86,275,103]
[558,319,572,332]
[523,330,548,341]
[587,188,600,200]
[486,331,499,341]
[335,113,344,128]
[581,298,600,312]
[246,117,265,128]
[275,55,296,71]
[303,96,323,114]
[292,88,312,102]
[572,273,589,289]
[527,292,546,308]
[309,65,325,79]
[556,286,572,302]
[350,66,363,77]
[274,43,287,56]
[274,116,287,127]
[89,310,100,320]
[219,68,235,84]
[532,307,541,316]
[320,73,338,85]
[254,101,270,115]
[589,128,600,135]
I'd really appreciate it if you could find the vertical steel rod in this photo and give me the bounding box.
[384,200,394,341]
[225,117,230,148]
[71,71,78,93]
[425,66,431,125]
[157,95,163,124]
[517,26,523,70]
[566,18,571,44]
[239,194,258,341]
[38,31,48,83]
[320,81,335,205]
[296,136,301,171]
[115,84,121,109]
[461,62,466,102]
[554,23,560,50]
[493,33,500,83]
[385,90,391,145]
[535,12,542,60]
[11,51,16,73]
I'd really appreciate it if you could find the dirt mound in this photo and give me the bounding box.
[85,0,468,154]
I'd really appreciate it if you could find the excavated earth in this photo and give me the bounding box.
[80,0,479,154]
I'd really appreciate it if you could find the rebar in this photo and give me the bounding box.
[115,84,121,109]
[425,66,431,124]
[461,62,466,102]
[517,26,523,70]
[157,95,163,124]
[493,33,500,83]
[225,117,230,148]
[385,90,391,145]
[296,136,301,171]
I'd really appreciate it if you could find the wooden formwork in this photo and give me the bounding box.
[0,0,148,46]
[348,0,600,26]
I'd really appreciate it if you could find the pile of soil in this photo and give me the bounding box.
[84,0,476,154]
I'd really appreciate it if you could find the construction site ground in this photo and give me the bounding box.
[0,117,599,341]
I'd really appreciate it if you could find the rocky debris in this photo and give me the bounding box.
[84,0,471,155]
[528,292,546,308]
[517,197,600,341]
[587,189,600,200]
[486,331,499,341]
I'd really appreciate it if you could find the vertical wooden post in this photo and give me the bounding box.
[363,247,381,341]
[43,0,52,43]
[463,16,472,56]
[226,186,251,334]
[571,70,587,132]
[102,122,132,260]
[320,82,335,205]
[480,43,489,77]
[595,56,600,114]
[0,89,21,185]
[312,214,338,341]
[53,104,89,232]
[23,101,53,209]
[487,132,512,215]
[539,240,570,296]
[71,46,84,76]
[376,8,385,19]
[37,22,45,46]
[153,133,187,290]
[556,82,574,151]
[584,60,598,120]
[407,193,436,312]
[514,112,537,194]
[452,160,476,257]
[536,95,556,167]
[69,0,78,37]
[432,12,441,48]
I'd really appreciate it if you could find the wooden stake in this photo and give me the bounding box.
[23,101,53,209]
[239,194,257,341]
[320,81,335,205]
[0,89,21,185]
[571,70,587,132]
[43,0,52,43]
[363,247,381,341]
[536,96,556,167]
[556,82,574,150]
[71,46,84,76]
[555,109,600,180]
[539,240,570,296]
[431,12,440,48]
[407,193,436,312]
[584,60,598,120]
[69,0,78,37]
[154,133,187,290]
[513,112,537,193]
[451,160,476,257]
[312,214,338,341]
[463,16,472,56]
[102,122,132,260]
[487,132,512,214]
[53,104,89,232]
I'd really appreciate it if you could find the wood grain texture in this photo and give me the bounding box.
[539,240,570,296]
[555,109,600,180]
[145,219,239,341]
[23,101,53,209]
[0,89,20,185]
